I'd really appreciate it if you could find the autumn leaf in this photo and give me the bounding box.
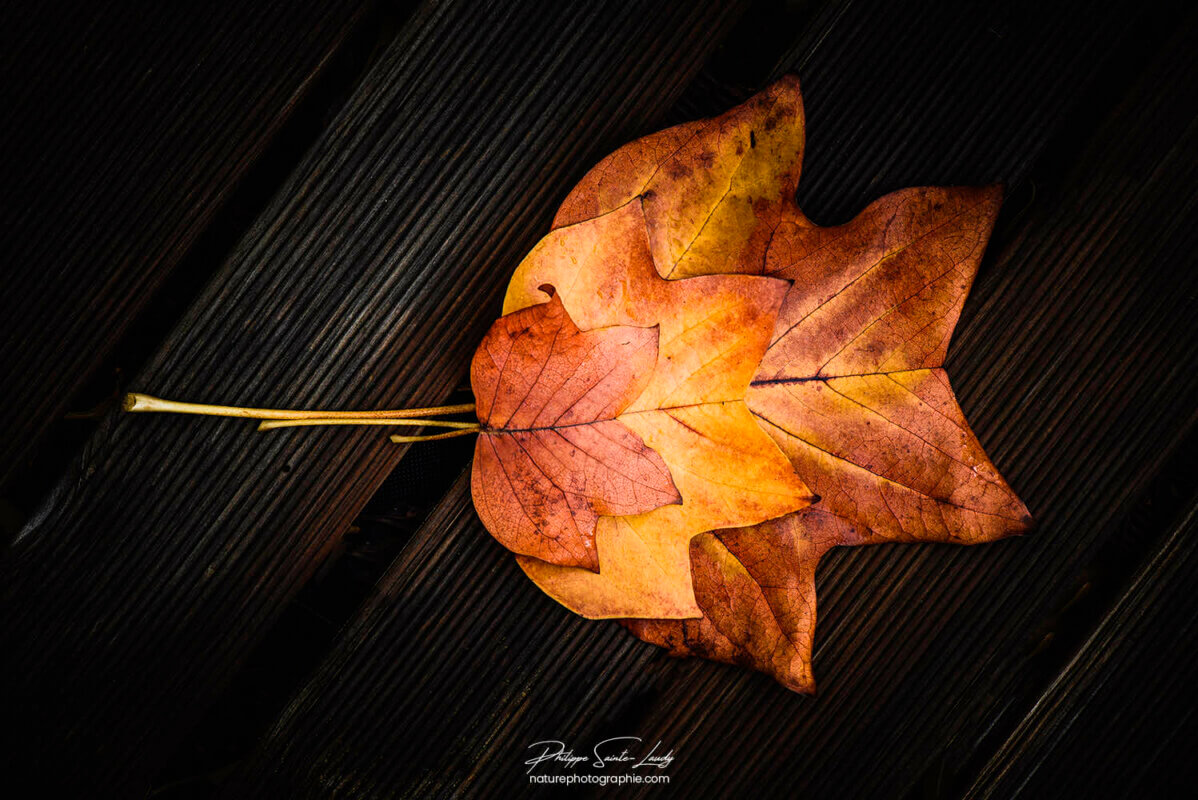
[500,200,814,618]
[504,200,790,414]
[517,399,811,618]
[470,291,681,571]
[748,179,1032,550]
[519,76,1030,691]
[552,76,806,280]
[122,75,1031,696]
[623,508,855,693]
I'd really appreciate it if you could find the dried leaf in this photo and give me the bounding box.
[488,200,813,617]
[471,292,680,570]
[474,77,1031,692]
[749,367,1031,547]
[124,77,1031,696]
[517,400,811,618]
[553,76,805,280]
[755,185,1008,380]
[504,200,790,412]
[624,508,853,693]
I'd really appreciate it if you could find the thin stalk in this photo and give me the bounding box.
[123,393,475,421]
[257,418,479,431]
[390,429,481,443]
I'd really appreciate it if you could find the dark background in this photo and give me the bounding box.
[2,0,1196,797]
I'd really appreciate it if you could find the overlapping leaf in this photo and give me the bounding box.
[553,76,806,280]
[472,76,1031,692]
[471,292,679,570]
[623,508,855,693]
[496,201,813,618]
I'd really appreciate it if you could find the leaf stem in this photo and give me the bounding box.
[123,393,475,421]
[257,418,479,431]
[390,429,481,443]
[121,393,480,444]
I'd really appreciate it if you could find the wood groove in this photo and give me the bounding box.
[5,0,1196,796]
[217,2,1198,797]
[0,0,751,795]
[0,1,379,489]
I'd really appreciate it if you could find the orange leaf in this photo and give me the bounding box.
[490,200,813,617]
[475,77,1031,693]
[125,78,1033,695]
[517,400,813,618]
[552,76,805,280]
[756,185,1007,379]
[624,509,853,693]
[548,78,1029,691]
[471,292,680,571]
[749,368,1030,546]
[504,200,791,412]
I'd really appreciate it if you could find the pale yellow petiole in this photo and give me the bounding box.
[123,393,475,421]
[121,393,480,443]
[257,417,479,431]
[390,429,481,443]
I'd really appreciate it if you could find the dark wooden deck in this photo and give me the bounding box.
[2,1,1196,797]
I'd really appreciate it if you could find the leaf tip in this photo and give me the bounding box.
[776,661,816,695]
[784,677,817,695]
[773,72,801,93]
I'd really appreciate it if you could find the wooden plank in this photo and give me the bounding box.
[663,8,1198,797]
[0,0,380,489]
[965,461,1198,797]
[158,5,850,786]
[223,0,1198,797]
[0,0,751,794]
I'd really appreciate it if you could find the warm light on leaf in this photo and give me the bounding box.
[471,292,680,570]
[475,76,1029,692]
[755,185,1007,380]
[117,77,1032,694]
[623,508,855,693]
[517,401,814,618]
[749,368,1030,547]
[504,200,791,412]
[494,200,813,616]
[553,76,805,281]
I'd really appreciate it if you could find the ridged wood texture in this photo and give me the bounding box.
[5,0,1197,797]
[222,0,1198,797]
[966,493,1198,799]
[0,0,749,794]
[0,0,374,486]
